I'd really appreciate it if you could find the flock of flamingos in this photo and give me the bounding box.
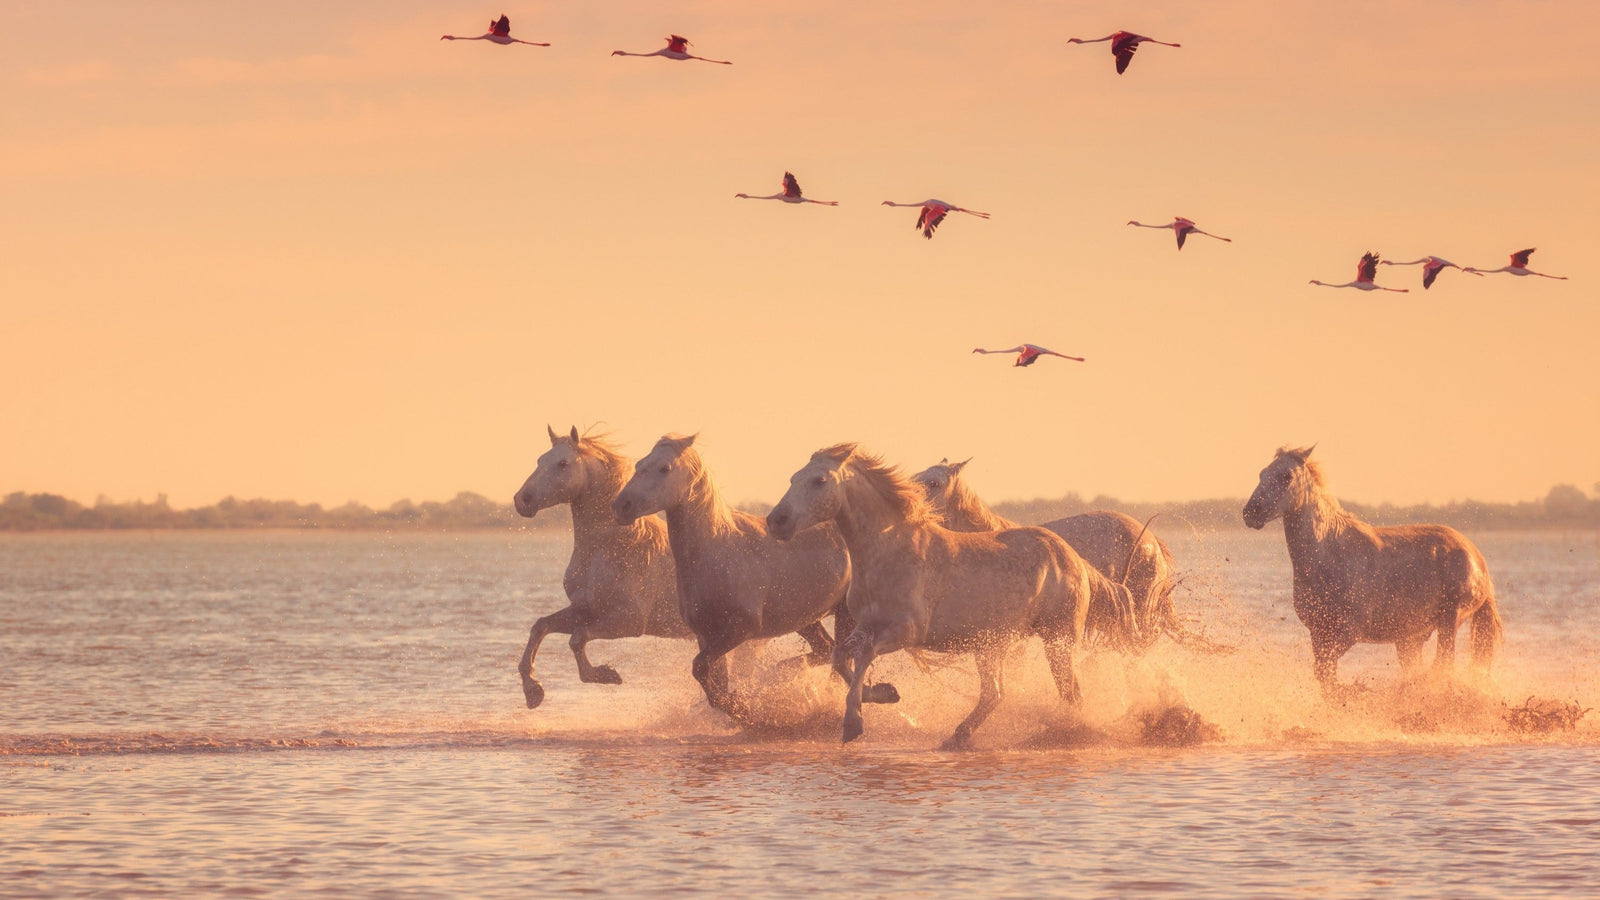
[445,15,1568,370]
[450,14,1531,747]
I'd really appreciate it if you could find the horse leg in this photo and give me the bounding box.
[1043,635,1082,707]
[570,628,623,685]
[518,605,582,709]
[940,646,1005,751]
[796,620,835,667]
[1311,634,1354,696]
[691,632,748,720]
[1395,633,1429,676]
[1432,604,1461,675]
[828,604,899,705]
[841,632,879,744]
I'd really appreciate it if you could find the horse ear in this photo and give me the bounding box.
[952,457,972,473]
[547,425,558,445]
[569,426,581,445]
[683,433,698,448]
[1292,444,1316,460]
[938,457,949,466]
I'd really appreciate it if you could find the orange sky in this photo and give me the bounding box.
[3,1,1597,510]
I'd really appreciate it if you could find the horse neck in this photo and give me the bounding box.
[947,480,1014,531]
[663,459,735,556]
[569,454,635,545]
[834,475,914,558]
[1280,481,1355,569]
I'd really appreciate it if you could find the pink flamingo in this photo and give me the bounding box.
[1067,31,1181,74]
[881,199,990,239]
[1310,252,1408,292]
[612,35,731,64]
[736,172,837,206]
[972,344,1085,367]
[1464,248,1568,280]
[1380,256,1481,290]
[441,15,549,46]
[1127,216,1231,250]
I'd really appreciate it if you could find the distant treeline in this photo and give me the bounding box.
[3,484,1598,533]
[0,491,565,532]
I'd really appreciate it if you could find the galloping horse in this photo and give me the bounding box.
[512,427,689,708]
[913,458,1175,651]
[769,445,1093,749]
[1242,446,1502,691]
[612,434,897,720]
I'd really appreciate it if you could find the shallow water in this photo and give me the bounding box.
[3,529,1598,897]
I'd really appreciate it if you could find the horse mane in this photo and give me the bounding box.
[1277,445,1355,538]
[947,472,1013,530]
[660,433,739,534]
[572,429,629,472]
[820,443,936,525]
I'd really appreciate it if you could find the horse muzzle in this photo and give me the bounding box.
[1241,503,1267,530]
[766,507,796,541]
[611,495,640,526]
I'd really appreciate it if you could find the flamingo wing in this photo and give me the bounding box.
[667,35,690,52]
[1357,252,1379,283]
[493,15,511,36]
[1422,264,1441,289]
[919,205,948,239]
[782,172,802,198]
[1026,344,1086,362]
[1175,224,1192,249]
[1511,248,1535,268]
[1111,33,1140,73]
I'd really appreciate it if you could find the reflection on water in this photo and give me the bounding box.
[1,530,1597,897]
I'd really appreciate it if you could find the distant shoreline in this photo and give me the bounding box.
[4,486,1597,533]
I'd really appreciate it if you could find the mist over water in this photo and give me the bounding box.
[3,529,1597,897]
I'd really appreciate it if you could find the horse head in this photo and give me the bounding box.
[613,433,699,525]
[911,457,970,516]
[1243,444,1317,529]
[514,426,590,518]
[768,444,856,541]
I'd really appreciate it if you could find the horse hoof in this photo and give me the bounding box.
[586,665,624,685]
[865,683,901,705]
[522,679,546,709]
[937,735,973,752]
[842,716,864,744]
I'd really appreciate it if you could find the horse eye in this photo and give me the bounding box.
[557,459,570,468]
[659,465,671,474]
[814,476,827,486]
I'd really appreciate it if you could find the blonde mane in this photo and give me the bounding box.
[946,471,1013,530]
[657,434,740,534]
[572,429,629,472]
[818,443,937,526]
[1277,445,1355,538]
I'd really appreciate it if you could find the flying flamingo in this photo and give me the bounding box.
[972,344,1085,367]
[611,35,731,64]
[1380,256,1481,290]
[881,199,990,239]
[1127,216,1231,250]
[441,15,548,46]
[736,172,837,206]
[1464,248,1568,280]
[1309,252,1408,292]
[1067,31,1181,74]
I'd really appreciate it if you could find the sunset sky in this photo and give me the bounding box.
[3,1,1596,511]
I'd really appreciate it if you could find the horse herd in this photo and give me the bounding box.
[513,428,1503,748]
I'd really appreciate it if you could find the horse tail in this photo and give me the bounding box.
[1120,513,1160,588]
[1470,590,1503,671]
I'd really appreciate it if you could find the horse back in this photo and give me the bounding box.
[1373,522,1493,595]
